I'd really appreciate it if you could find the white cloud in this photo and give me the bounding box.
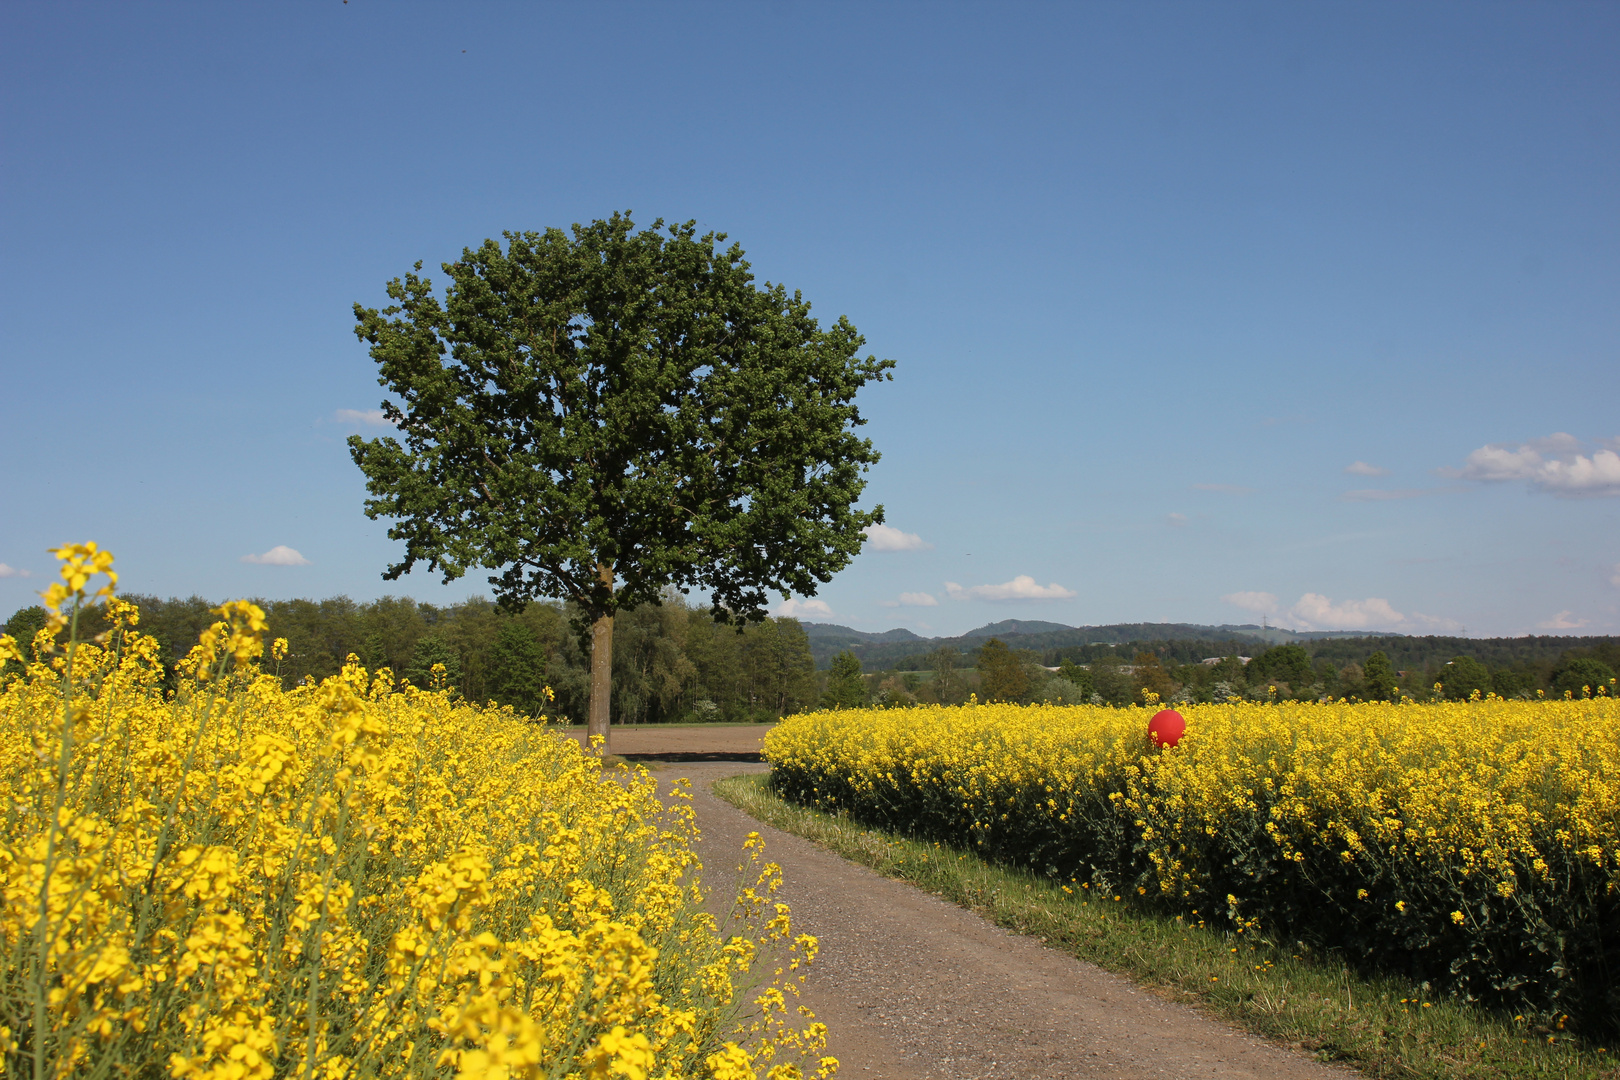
[1537,610,1588,630]
[1447,434,1620,496]
[881,591,939,608]
[332,408,391,427]
[1221,591,1278,615]
[241,545,312,566]
[863,523,931,552]
[944,576,1076,602]
[774,597,832,619]
[1288,593,1405,631]
[1192,483,1255,495]
[1225,590,1458,632]
[1344,461,1389,477]
[1166,512,1188,528]
[1409,611,1466,634]
[0,563,30,579]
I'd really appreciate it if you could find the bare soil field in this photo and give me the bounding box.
[556,723,776,760]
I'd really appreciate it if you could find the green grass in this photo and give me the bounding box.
[713,772,1619,1080]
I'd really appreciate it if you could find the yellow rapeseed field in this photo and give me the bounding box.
[765,692,1620,1033]
[0,545,833,1080]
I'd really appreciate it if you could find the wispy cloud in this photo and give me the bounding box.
[880,591,939,608]
[1224,589,1451,632]
[1192,483,1254,495]
[1344,461,1389,477]
[1537,610,1588,631]
[1289,593,1405,631]
[241,545,311,566]
[1166,512,1188,528]
[1408,611,1465,634]
[863,523,932,552]
[331,408,392,427]
[1444,433,1620,496]
[944,576,1076,602]
[1221,591,1278,615]
[0,563,31,579]
[774,597,832,619]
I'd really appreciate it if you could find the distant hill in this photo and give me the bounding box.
[801,622,924,643]
[799,616,1613,675]
[800,618,1298,669]
[799,623,925,659]
[958,619,1077,638]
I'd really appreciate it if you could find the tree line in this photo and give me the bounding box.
[820,637,1620,707]
[868,631,1620,680]
[2,592,817,725]
[10,600,1612,718]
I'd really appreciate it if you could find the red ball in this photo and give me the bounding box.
[1148,708,1186,748]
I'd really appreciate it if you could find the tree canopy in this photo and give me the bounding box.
[1439,655,1492,700]
[1363,651,1398,701]
[1248,644,1314,691]
[349,214,892,746]
[1551,657,1616,698]
[822,651,868,709]
[977,638,1030,702]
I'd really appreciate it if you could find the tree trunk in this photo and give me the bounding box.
[587,562,615,754]
[589,612,613,754]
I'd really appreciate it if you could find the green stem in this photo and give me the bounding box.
[34,597,81,1080]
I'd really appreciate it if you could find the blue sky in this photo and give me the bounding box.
[2,2,1617,637]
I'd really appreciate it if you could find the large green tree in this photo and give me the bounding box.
[1439,655,1492,701]
[349,214,891,750]
[978,638,1030,703]
[1249,644,1314,695]
[822,651,868,709]
[1363,650,1398,701]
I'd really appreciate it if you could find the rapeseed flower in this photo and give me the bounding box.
[2,545,831,1079]
[766,696,1619,1032]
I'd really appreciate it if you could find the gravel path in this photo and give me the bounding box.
[672,762,1356,1080]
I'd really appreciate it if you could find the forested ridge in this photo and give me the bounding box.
[806,619,1619,674]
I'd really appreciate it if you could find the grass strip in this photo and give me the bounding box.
[712,772,1618,1080]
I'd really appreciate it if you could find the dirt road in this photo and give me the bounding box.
[557,724,774,759]
[671,762,1354,1080]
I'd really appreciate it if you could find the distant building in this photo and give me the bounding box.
[1201,656,1252,666]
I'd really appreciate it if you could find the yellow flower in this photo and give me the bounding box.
[762,692,1619,1023]
[3,552,826,1079]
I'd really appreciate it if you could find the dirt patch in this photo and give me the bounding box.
[668,762,1358,1079]
[557,724,775,758]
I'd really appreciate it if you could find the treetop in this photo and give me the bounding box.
[350,213,893,625]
